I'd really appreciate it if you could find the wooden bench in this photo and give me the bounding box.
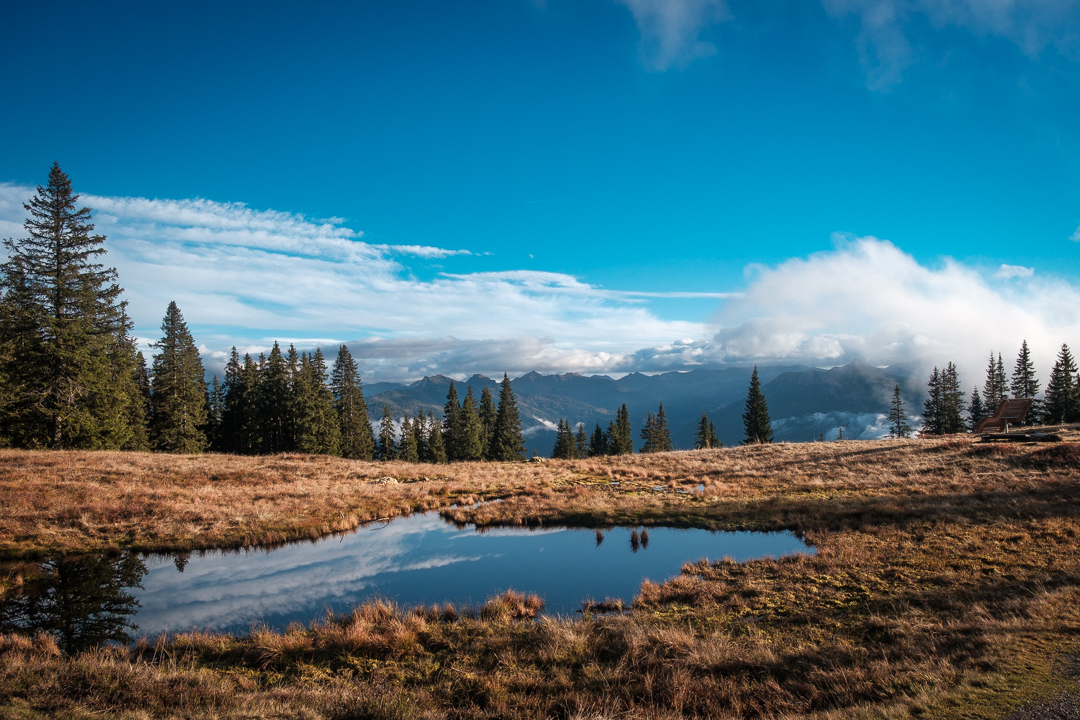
[975,398,1033,434]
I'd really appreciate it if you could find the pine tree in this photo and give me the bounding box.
[741,366,772,444]
[551,418,577,459]
[205,375,224,451]
[397,415,419,463]
[377,405,397,461]
[258,342,291,453]
[922,366,943,435]
[887,384,912,438]
[0,163,134,449]
[330,344,374,460]
[294,348,340,455]
[640,403,672,453]
[490,373,524,461]
[442,381,463,461]
[655,403,672,451]
[941,362,966,434]
[574,423,589,459]
[982,352,1008,412]
[605,404,634,455]
[589,423,608,457]
[479,386,497,459]
[425,410,448,463]
[414,412,428,461]
[1010,340,1042,424]
[459,386,484,460]
[124,349,152,451]
[967,387,984,432]
[1044,344,1078,424]
[694,411,720,449]
[149,302,207,453]
[221,348,259,454]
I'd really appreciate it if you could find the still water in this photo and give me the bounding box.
[0,511,812,650]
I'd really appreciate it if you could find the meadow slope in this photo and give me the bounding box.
[1,430,1079,719]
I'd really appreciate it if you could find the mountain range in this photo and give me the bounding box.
[363,359,928,454]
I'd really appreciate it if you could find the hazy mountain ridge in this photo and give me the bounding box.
[363,359,926,453]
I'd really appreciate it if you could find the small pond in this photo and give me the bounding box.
[0,511,813,651]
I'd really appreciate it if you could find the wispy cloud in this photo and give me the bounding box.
[1071,223,1080,242]
[0,184,713,379]
[995,263,1035,279]
[822,0,1080,88]
[614,0,731,70]
[3,183,1075,384]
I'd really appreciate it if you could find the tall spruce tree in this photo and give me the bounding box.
[149,302,207,453]
[741,366,772,445]
[1044,344,1078,424]
[294,348,340,455]
[205,375,224,451]
[221,348,259,454]
[377,405,397,461]
[941,362,966,434]
[887,384,912,438]
[640,403,672,453]
[425,410,448,463]
[589,423,608,457]
[330,344,374,460]
[574,423,589,458]
[124,349,152,451]
[459,386,485,461]
[968,387,985,432]
[397,415,420,463]
[607,404,634,455]
[479,386,497,459]
[923,367,944,435]
[982,352,1008,411]
[551,418,577,459]
[694,411,720,449]
[1010,340,1042,424]
[490,373,525,461]
[0,163,136,449]
[258,342,291,453]
[442,381,463,461]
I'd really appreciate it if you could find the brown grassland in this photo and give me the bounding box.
[0,429,1079,719]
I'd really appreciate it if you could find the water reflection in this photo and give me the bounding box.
[0,512,813,643]
[0,554,145,652]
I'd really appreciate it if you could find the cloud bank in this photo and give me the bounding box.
[1,183,1077,384]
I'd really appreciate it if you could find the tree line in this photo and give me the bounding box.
[918,340,1080,436]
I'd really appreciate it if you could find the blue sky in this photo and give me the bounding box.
[2,0,1079,381]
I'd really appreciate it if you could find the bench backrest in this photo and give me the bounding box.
[993,398,1033,422]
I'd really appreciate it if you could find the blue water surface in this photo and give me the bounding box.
[133,512,812,635]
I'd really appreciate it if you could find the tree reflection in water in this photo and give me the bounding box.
[0,553,146,652]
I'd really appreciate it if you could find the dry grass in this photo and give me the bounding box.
[1,428,1079,718]
[0,450,574,558]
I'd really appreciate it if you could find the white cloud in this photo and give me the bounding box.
[705,235,1080,379]
[614,0,731,70]
[995,263,1034,279]
[0,184,710,380]
[3,183,1077,385]
[822,0,1080,88]
[1071,224,1080,242]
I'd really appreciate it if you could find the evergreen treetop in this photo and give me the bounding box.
[887,384,912,439]
[149,302,207,454]
[741,366,772,445]
[490,373,524,461]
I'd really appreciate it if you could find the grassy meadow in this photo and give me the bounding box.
[0,430,1079,719]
